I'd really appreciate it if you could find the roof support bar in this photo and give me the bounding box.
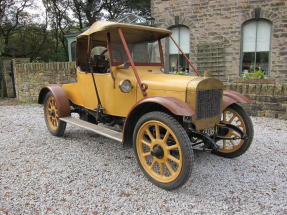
[118,27,148,97]
[169,36,200,76]
[158,39,164,66]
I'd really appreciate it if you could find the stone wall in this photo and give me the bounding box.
[1,58,30,98]
[225,82,287,119]
[14,62,76,102]
[151,0,287,82]
[12,61,286,119]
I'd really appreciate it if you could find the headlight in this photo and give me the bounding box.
[119,79,133,93]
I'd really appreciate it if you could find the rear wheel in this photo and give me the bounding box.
[44,92,66,136]
[214,103,254,158]
[133,111,193,190]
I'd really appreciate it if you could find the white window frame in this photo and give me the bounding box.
[168,25,190,72]
[240,19,272,76]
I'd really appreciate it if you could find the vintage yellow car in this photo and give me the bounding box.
[38,21,253,190]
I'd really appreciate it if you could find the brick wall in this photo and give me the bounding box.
[151,0,287,82]
[14,62,76,102]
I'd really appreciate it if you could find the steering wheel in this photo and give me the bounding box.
[100,49,108,56]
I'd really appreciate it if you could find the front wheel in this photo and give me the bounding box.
[213,103,254,158]
[133,111,194,190]
[44,91,66,137]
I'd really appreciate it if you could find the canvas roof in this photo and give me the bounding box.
[77,21,171,43]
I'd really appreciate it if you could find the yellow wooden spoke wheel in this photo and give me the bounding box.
[45,96,59,130]
[133,111,193,190]
[214,104,254,158]
[44,92,66,137]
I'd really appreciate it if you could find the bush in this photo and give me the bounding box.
[242,69,264,79]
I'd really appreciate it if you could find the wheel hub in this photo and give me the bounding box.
[151,144,164,159]
[50,111,56,117]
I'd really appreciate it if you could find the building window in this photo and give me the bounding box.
[241,19,272,75]
[169,26,190,72]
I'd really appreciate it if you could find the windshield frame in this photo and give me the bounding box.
[108,38,164,67]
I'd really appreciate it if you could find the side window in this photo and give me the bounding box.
[168,26,190,72]
[76,37,110,73]
[76,37,89,71]
[241,19,272,76]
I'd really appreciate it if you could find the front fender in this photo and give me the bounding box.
[122,96,194,147]
[222,90,251,110]
[135,96,195,116]
[38,84,70,118]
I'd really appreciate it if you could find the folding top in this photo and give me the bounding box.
[77,21,171,43]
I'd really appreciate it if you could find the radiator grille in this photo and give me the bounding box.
[196,89,222,120]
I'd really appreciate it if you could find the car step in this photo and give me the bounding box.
[60,116,123,142]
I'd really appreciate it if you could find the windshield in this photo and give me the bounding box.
[111,40,161,66]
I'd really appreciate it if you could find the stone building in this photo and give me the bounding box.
[151,0,287,82]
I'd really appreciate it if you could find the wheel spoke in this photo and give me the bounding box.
[141,139,151,148]
[150,159,156,169]
[143,152,151,157]
[238,125,244,130]
[145,127,155,141]
[223,140,227,149]
[51,118,55,126]
[155,124,160,139]
[167,144,179,150]
[163,130,170,143]
[159,163,164,176]
[168,155,180,164]
[233,133,241,138]
[230,140,236,146]
[227,114,236,123]
[165,161,175,174]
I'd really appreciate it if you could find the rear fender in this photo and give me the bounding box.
[223,90,251,110]
[122,96,194,147]
[38,84,70,118]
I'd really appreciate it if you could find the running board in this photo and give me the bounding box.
[60,116,123,142]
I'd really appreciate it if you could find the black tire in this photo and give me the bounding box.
[43,91,66,137]
[133,111,194,190]
[213,103,254,158]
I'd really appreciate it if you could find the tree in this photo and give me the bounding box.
[0,0,152,61]
[0,0,13,23]
[126,0,151,18]
[71,0,105,26]
[71,0,151,27]
[0,0,33,56]
[103,0,129,21]
[43,0,77,60]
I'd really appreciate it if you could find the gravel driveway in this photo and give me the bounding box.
[0,104,286,214]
